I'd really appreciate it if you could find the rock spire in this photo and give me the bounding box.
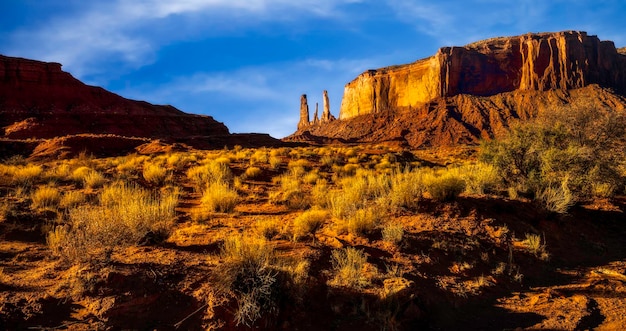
[321,90,335,122]
[297,94,310,130]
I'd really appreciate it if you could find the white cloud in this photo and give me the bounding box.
[4,0,363,82]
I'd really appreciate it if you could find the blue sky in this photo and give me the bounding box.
[2,0,626,138]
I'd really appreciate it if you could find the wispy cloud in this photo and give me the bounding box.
[386,0,625,47]
[4,0,363,82]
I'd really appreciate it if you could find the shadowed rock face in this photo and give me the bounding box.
[286,31,626,148]
[0,55,230,140]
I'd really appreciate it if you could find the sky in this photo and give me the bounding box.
[2,0,626,138]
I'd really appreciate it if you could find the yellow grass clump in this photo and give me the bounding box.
[244,166,262,179]
[143,163,169,186]
[200,182,239,213]
[329,247,375,289]
[31,185,61,210]
[48,181,179,263]
[292,208,328,241]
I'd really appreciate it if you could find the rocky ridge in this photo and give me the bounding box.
[0,55,281,158]
[286,31,626,147]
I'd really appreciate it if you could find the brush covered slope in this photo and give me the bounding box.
[0,55,280,158]
[286,31,626,147]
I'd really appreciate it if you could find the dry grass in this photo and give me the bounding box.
[143,163,169,186]
[59,190,87,209]
[48,181,178,263]
[4,164,44,186]
[244,166,262,179]
[72,167,106,188]
[217,235,279,326]
[537,179,574,214]
[187,161,232,189]
[292,208,328,241]
[255,218,281,239]
[423,170,466,201]
[382,222,404,245]
[337,206,381,235]
[268,156,282,170]
[31,185,61,210]
[329,247,375,289]
[200,182,239,213]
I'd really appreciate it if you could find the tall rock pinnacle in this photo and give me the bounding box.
[297,94,310,130]
[321,90,335,122]
[313,103,319,124]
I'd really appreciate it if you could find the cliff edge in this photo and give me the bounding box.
[286,31,626,147]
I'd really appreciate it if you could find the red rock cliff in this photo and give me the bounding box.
[0,55,230,139]
[339,31,626,119]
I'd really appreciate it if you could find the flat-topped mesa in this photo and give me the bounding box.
[0,54,231,140]
[339,31,626,119]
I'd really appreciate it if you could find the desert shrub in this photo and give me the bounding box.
[522,233,549,260]
[329,247,375,289]
[338,207,381,235]
[536,178,574,214]
[449,163,500,195]
[302,170,320,185]
[244,166,262,179]
[9,164,43,186]
[201,182,238,213]
[423,170,466,201]
[143,163,169,186]
[48,182,178,263]
[187,161,232,189]
[269,173,309,209]
[320,155,340,168]
[268,156,282,170]
[311,179,330,208]
[255,218,281,239]
[382,223,404,245]
[217,235,280,326]
[72,167,106,188]
[387,167,422,211]
[60,190,87,209]
[31,185,61,210]
[250,149,269,165]
[292,208,328,241]
[481,105,626,199]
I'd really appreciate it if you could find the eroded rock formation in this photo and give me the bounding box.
[286,31,626,147]
[297,94,310,130]
[0,54,282,157]
[338,31,626,119]
[321,90,335,122]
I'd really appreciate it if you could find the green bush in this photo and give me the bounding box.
[480,105,626,200]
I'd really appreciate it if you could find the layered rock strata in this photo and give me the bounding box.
[287,31,626,147]
[0,54,283,157]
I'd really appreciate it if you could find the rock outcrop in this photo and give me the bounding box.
[297,94,310,130]
[286,31,626,147]
[321,90,335,122]
[0,55,230,140]
[0,54,283,158]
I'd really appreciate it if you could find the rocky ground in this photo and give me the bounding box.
[0,146,624,330]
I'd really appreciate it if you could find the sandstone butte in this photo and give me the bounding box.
[286,31,626,148]
[0,54,280,159]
